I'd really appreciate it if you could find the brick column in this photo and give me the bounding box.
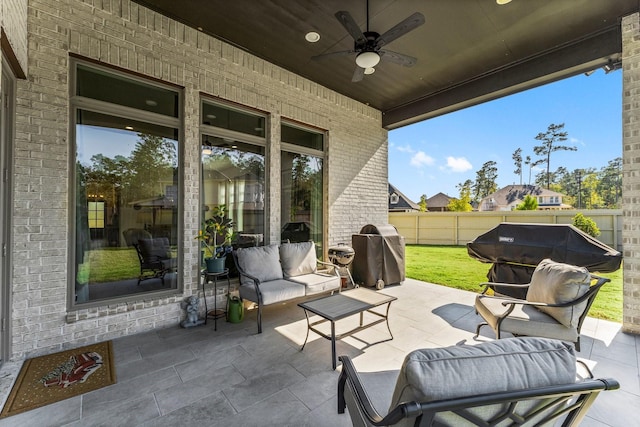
[622,13,640,334]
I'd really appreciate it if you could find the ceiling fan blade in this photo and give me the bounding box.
[376,12,425,48]
[379,50,418,67]
[352,66,365,82]
[311,50,355,61]
[335,11,367,45]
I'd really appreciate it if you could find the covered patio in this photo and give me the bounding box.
[0,279,637,426]
[1,2,640,425]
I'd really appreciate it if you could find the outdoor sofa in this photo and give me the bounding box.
[233,241,341,333]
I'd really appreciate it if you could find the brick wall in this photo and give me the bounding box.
[9,0,388,360]
[1,0,28,73]
[622,13,640,335]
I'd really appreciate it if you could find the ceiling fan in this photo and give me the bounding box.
[312,1,425,82]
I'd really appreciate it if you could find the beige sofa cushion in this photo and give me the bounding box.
[526,259,591,327]
[280,241,317,278]
[235,245,283,287]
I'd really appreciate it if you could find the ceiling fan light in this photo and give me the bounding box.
[355,51,380,69]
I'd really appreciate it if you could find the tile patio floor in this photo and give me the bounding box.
[0,278,638,426]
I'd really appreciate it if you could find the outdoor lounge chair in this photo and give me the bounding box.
[337,337,619,426]
[123,229,177,286]
[474,258,609,351]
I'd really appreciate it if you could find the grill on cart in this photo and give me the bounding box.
[467,222,622,298]
[352,224,405,289]
[328,244,356,288]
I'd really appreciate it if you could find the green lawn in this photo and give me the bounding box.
[405,245,623,323]
[86,248,140,282]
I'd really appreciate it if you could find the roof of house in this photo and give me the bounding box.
[482,185,565,207]
[389,183,420,211]
[426,192,452,208]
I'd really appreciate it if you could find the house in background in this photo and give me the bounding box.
[426,192,453,212]
[389,183,420,212]
[479,185,571,211]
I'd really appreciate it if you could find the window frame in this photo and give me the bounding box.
[199,98,268,254]
[68,58,184,309]
[280,120,327,257]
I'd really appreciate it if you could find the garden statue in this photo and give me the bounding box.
[180,295,205,328]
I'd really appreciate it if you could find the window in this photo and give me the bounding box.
[201,100,266,254]
[390,193,399,204]
[71,60,181,305]
[281,122,325,256]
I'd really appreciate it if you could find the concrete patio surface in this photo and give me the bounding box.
[0,278,637,426]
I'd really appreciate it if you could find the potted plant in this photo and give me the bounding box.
[196,205,234,273]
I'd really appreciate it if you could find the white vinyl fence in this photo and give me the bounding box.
[388,210,622,250]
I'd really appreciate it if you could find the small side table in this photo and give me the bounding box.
[201,269,231,331]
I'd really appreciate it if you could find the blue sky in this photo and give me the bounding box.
[388,69,622,202]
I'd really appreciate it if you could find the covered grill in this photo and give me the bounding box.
[467,222,622,298]
[352,224,405,289]
[328,244,355,287]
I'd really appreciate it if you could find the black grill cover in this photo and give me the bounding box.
[352,224,405,287]
[467,223,622,298]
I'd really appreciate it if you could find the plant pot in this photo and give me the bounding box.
[205,256,226,273]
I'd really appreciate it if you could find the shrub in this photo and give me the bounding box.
[515,194,538,210]
[572,212,600,237]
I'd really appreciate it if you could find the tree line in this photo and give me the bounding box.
[417,123,622,211]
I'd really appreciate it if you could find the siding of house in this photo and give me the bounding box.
[8,0,388,360]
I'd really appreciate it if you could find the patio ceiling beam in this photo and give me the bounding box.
[382,26,622,130]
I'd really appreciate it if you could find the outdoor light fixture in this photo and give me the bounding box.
[603,60,622,74]
[355,51,380,69]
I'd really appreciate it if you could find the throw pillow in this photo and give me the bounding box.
[236,245,283,287]
[389,337,576,416]
[526,258,591,327]
[279,241,317,278]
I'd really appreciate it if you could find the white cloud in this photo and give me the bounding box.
[445,156,472,172]
[410,151,435,167]
[396,144,415,153]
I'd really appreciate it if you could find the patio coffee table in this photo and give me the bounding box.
[298,287,397,369]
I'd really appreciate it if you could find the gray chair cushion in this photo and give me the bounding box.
[236,245,283,287]
[238,279,305,305]
[138,237,171,261]
[475,295,579,342]
[288,272,340,295]
[280,241,317,278]
[389,337,576,419]
[526,259,591,327]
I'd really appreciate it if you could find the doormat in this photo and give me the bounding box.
[0,341,116,418]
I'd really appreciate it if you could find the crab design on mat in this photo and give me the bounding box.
[40,351,103,388]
